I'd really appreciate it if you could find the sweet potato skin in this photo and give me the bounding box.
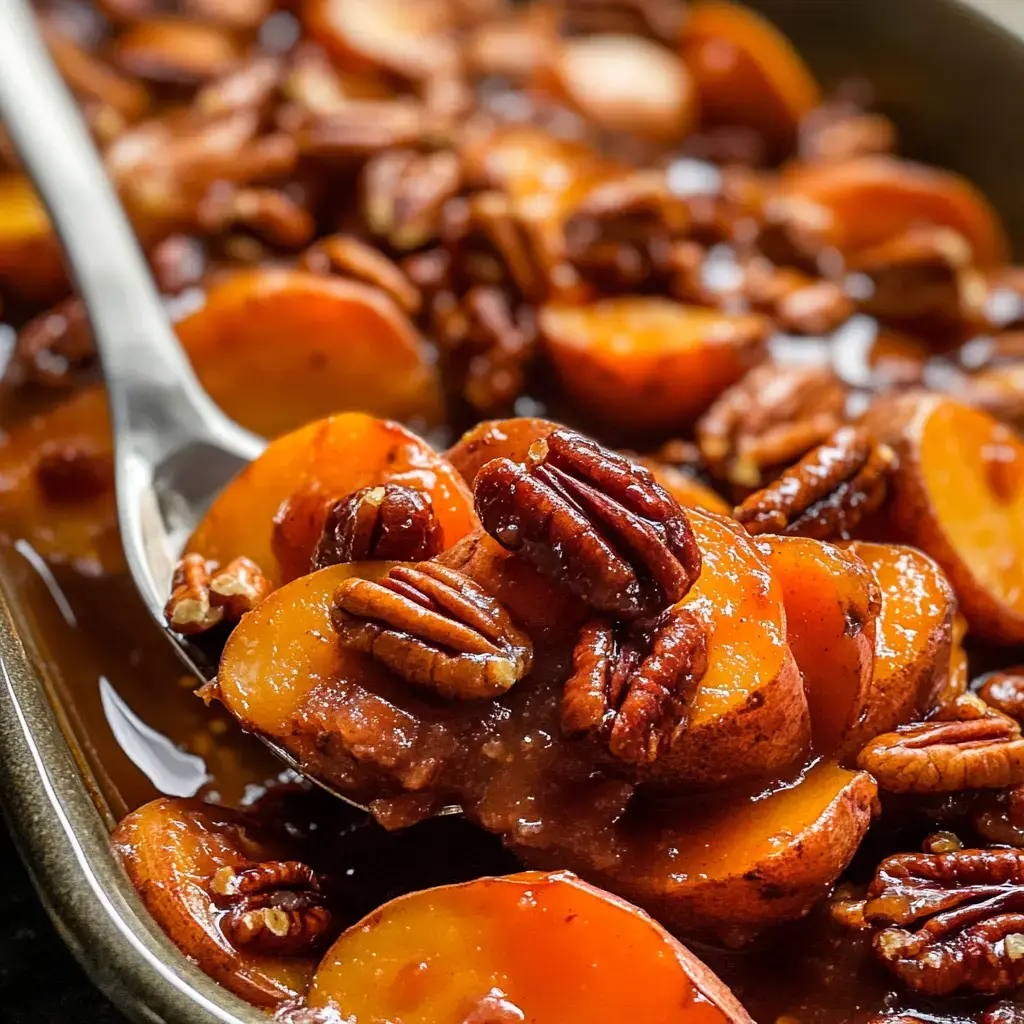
[309,871,754,1024]
[863,393,1024,643]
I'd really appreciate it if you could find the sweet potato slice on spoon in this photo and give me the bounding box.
[308,871,754,1024]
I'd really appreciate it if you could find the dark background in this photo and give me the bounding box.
[1,822,123,1023]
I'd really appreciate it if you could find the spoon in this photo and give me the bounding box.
[0,0,266,682]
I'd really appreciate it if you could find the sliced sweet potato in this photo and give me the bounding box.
[839,541,955,751]
[757,536,880,756]
[0,387,122,573]
[308,871,754,1024]
[543,34,694,141]
[539,297,768,432]
[188,412,477,585]
[774,157,1009,265]
[445,417,559,487]
[113,797,319,1008]
[863,393,1024,643]
[681,1,820,158]
[557,762,878,944]
[176,268,442,439]
[0,173,66,305]
[639,459,732,516]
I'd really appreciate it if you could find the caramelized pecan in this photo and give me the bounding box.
[35,444,113,505]
[740,258,853,336]
[974,785,1024,848]
[696,365,848,490]
[847,848,1024,995]
[857,718,1024,794]
[734,426,894,540]
[331,562,533,699]
[312,485,444,569]
[210,860,334,957]
[196,185,315,249]
[561,608,708,766]
[12,299,96,389]
[980,670,1024,721]
[165,554,272,634]
[473,429,702,619]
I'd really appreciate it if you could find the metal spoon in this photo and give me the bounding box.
[0,0,356,794]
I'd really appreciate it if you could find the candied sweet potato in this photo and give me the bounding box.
[539,297,768,432]
[0,387,122,573]
[757,536,880,757]
[307,871,754,1024]
[863,394,1024,643]
[188,413,477,585]
[177,268,442,438]
[538,762,878,944]
[644,508,810,786]
[113,797,319,1008]
[681,1,820,158]
[0,173,66,305]
[445,417,559,487]
[774,157,1009,265]
[840,541,955,750]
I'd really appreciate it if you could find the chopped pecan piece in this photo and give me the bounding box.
[210,860,334,957]
[332,562,533,700]
[197,185,315,249]
[474,429,702,619]
[299,234,421,316]
[845,848,1024,995]
[297,99,440,160]
[734,426,894,540]
[696,365,848,490]
[974,784,1024,848]
[741,258,853,336]
[562,608,708,766]
[165,553,272,635]
[12,298,96,389]
[312,485,444,569]
[980,670,1024,721]
[857,718,1024,794]
[364,148,463,251]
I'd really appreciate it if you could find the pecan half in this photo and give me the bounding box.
[857,718,1024,794]
[980,670,1024,721]
[847,848,1024,995]
[561,608,708,766]
[12,298,96,389]
[734,426,894,540]
[312,485,444,569]
[210,860,334,957]
[165,554,272,634]
[331,562,533,700]
[473,429,702,619]
[696,365,848,490]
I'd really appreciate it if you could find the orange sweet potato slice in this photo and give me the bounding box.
[445,417,560,487]
[188,412,477,585]
[681,1,820,158]
[774,157,1009,265]
[644,508,809,786]
[756,536,880,757]
[113,797,319,1008]
[176,268,442,439]
[0,173,66,305]
[839,540,955,751]
[863,393,1024,643]
[539,297,768,432]
[0,387,122,573]
[554,762,877,944]
[307,871,754,1024]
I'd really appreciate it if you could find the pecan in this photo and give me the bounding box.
[974,784,1024,848]
[299,235,421,316]
[982,1003,1024,1024]
[297,100,441,160]
[331,562,533,700]
[35,444,113,505]
[980,670,1024,721]
[210,860,334,957]
[857,719,1024,794]
[740,258,854,336]
[165,554,272,634]
[558,0,686,44]
[363,148,463,251]
[696,365,848,490]
[734,426,894,540]
[12,298,96,389]
[312,485,444,569]
[109,19,243,88]
[845,848,1024,994]
[561,608,708,766]
[197,185,315,249]
[474,429,702,619]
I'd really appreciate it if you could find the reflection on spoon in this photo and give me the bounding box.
[99,676,208,798]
